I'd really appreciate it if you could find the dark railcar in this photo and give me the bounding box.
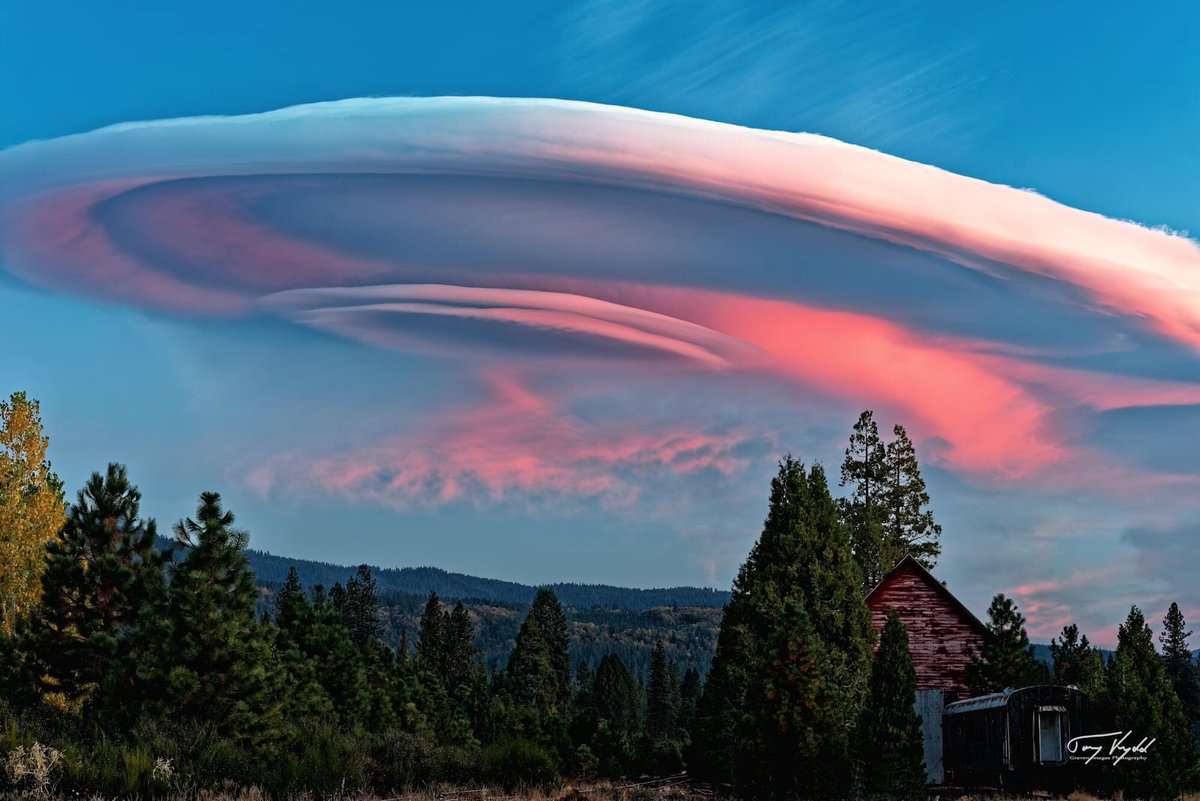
[943,685,1085,791]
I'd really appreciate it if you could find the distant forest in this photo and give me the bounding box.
[191,536,727,677]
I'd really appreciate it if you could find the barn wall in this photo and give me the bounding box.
[867,567,985,700]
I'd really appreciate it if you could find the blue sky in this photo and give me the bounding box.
[1,0,1198,643]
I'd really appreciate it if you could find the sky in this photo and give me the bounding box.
[1,1,1198,645]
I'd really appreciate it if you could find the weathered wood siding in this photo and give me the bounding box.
[866,564,985,700]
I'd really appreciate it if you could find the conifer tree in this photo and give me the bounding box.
[1050,623,1093,685]
[881,424,941,570]
[417,591,444,675]
[1159,602,1200,736]
[695,456,873,800]
[343,564,382,653]
[25,464,165,713]
[440,601,479,693]
[966,593,1050,694]
[1108,605,1196,799]
[677,667,702,737]
[529,588,571,704]
[506,602,561,711]
[840,412,892,591]
[858,610,925,800]
[594,653,640,734]
[166,492,286,754]
[647,640,678,740]
[0,392,66,635]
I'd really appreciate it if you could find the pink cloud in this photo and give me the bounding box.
[248,370,760,510]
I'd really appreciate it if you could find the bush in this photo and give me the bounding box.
[367,729,439,791]
[482,736,560,791]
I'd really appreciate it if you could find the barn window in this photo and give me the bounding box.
[1037,706,1066,763]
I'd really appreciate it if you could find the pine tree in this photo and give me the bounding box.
[594,653,639,734]
[25,464,164,713]
[529,588,571,705]
[1159,602,1200,736]
[506,603,561,711]
[0,392,66,635]
[1108,605,1196,799]
[966,593,1050,694]
[342,564,382,653]
[1050,623,1093,685]
[647,640,678,740]
[858,610,925,800]
[166,492,286,754]
[677,667,701,737]
[417,591,444,676]
[694,456,873,800]
[440,601,479,693]
[840,412,891,591]
[881,424,941,571]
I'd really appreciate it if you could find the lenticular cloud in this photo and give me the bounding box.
[2,96,1199,481]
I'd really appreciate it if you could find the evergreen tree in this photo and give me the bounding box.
[528,588,571,705]
[677,667,702,737]
[1159,602,1200,737]
[881,424,941,571]
[594,653,640,735]
[24,464,165,714]
[966,593,1050,694]
[440,601,479,693]
[1050,623,1093,685]
[858,610,925,800]
[0,391,66,635]
[417,591,444,675]
[840,411,892,591]
[694,456,873,800]
[1107,605,1196,799]
[647,640,678,740]
[343,564,382,653]
[505,602,562,712]
[165,492,286,754]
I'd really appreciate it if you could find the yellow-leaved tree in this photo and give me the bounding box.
[0,392,66,634]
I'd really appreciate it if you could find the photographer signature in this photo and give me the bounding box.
[1067,731,1156,764]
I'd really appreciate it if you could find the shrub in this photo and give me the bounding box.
[482,737,560,791]
[3,741,62,799]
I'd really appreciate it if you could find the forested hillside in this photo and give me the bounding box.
[166,536,729,610]
[154,536,725,676]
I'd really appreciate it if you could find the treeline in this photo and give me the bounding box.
[232,542,730,611]
[360,589,721,678]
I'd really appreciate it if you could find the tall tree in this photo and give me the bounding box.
[695,456,873,800]
[858,610,925,800]
[0,392,66,634]
[840,411,891,591]
[417,591,445,676]
[166,492,286,754]
[881,424,941,570]
[1159,602,1200,735]
[1050,623,1093,685]
[528,588,571,704]
[342,564,382,653]
[505,601,562,712]
[25,464,164,713]
[966,593,1050,694]
[647,640,678,740]
[1108,605,1196,800]
[677,667,702,738]
[439,601,479,693]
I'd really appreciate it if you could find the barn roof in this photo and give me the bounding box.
[865,554,991,640]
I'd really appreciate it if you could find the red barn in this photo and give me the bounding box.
[865,555,990,701]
